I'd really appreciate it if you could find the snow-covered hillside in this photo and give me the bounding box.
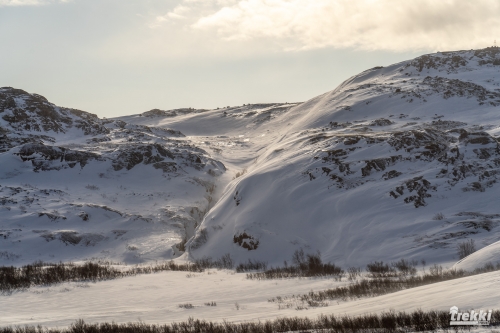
[0,88,227,264]
[181,48,500,267]
[2,48,500,268]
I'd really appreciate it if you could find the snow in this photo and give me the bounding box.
[2,48,500,327]
[3,50,500,269]
[176,50,500,268]
[454,240,500,271]
[1,269,498,328]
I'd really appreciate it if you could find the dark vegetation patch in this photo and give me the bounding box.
[0,255,235,291]
[271,261,500,306]
[236,259,268,272]
[2,309,499,333]
[246,250,344,280]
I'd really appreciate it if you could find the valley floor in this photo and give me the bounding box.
[1,268,498,328]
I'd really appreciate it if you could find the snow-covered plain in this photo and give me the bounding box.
[1,269,499,328]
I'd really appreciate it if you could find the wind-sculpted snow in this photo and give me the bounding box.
[3,48,500,268]
[186,47,500,268]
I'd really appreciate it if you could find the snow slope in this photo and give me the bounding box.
[0,88,227,264]
[2,48,500,268]
[179,48,500,267]
[455,240,500,271]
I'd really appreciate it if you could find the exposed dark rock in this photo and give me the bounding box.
[390,176,436,208]
[383,170,402,180]
[369,118,394,126]
[409,53,468,72]
[233,232,259,250]
[0,87,109,135]
[15,143,102,171]
[362,156,402,177]
[111,143,175,171]
[153,161,179,173]
[38,212,67,221]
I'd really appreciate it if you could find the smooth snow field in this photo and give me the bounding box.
[1,269,499,328]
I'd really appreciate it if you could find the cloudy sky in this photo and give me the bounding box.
[1,0,499,117]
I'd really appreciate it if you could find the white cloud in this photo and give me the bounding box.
[150,5,191,28]
[165,5,191,20]
[159,0,500,52]
[0,0,70,6]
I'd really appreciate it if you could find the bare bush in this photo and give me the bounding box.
[246,250,344,280]
[0,254,235,291]
[236,259,268,272]
[433,212,445,220]
[193,253,234,270]
[347,267,361,281]
[391,259,418,278]
[4,309,499,333]
[85,184,99,190]
[429,264,443,277]
[366,261,397,278]
[457,239,476,259]
[271,262,500,305]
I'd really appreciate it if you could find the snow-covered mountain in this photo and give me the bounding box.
[2,47,500,267]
